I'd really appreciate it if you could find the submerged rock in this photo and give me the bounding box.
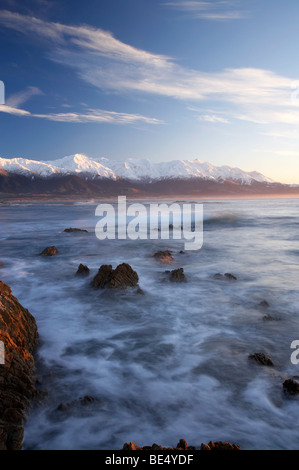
[76,264,90,276]
[63,228,88,233]
[213,273,237,281]
[56,395,97,412]
[167,268,187,283]
[259,300,270,308]
[283,378,299,395]
[92,263,139,289]
[248,352,274,367]
[153,250,174,263]
[0,281,39,450]
[39,246,58,256]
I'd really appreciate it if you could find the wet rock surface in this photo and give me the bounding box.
[92,263,139,289]
[165,268,187,283]
[248,352,274,367]
[76,264,90,276]
[283,378,299,395]
[38,246,58,256]
[0,281,38,450]
[63,228,88,233]
[153,250,174,263]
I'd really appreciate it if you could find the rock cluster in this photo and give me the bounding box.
[0,281,38,450]
[122,439,241,451]
[91,263,139,289]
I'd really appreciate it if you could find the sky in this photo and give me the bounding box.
[0,0,299,183]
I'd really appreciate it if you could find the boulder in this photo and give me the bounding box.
[283,378,299,395]
[248,352,274,367]
[153,250,174,263]
[39,246,58,256]
[0,281,38,450]
[167,268,187,283]
[76,264,90,276]
[92,263,139,289]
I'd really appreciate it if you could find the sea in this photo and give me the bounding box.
[1,197,299,450]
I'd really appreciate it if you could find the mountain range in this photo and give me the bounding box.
[0,154,298,199]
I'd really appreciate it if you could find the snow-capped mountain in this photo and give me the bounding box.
[0,154,274,184]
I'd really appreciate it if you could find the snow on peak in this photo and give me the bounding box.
[0,154,273,184]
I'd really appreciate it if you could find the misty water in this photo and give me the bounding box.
[1,197,299,450]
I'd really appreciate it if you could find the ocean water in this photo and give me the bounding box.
[1,197,299,450]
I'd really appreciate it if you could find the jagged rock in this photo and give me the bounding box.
[153,250,174,263]
[76,264,90,276]
[0,281,38,450]
[122,439,195,451]
[283,378,299,395]
[63,228,88,233]
[92,263,139,289]
[39,246,58,256]
[200,441,241,451]
[248,352,274,366]
[167,268,187,283]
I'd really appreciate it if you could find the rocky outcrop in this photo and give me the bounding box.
[165,268,187,283]
[283,378,299,395]
[76,264,90,276]
[248,353,274,367]
[153,250,174,263]
[122,439,241,451]
[91,263,139,289]
[0,281,38,450]
[38,246,58,256]
[63,228,88,233]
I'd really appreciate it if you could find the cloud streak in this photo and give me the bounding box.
[163,1,247,20]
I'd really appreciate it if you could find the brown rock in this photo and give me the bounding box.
[39,246,58,256]
[169,268,187,283]
[122,439,196,451]
[248,352,274,367]
[92,263,139,289]
[76,264,90,276]
[153,250,174,263]
[0,281,38,450]
[201,441,241,451]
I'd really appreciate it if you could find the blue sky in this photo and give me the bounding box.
[0,0,299,183]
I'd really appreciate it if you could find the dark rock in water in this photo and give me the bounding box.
[0,281,39,450]
[213,273,237,281]
[153,250,174,263]
[39,246,58,256]
[56,395,96,412]
[122,439,240,451]
[92,263,139,289]
[248,352,274,366]
[283,378,299,395]
[200,441,241,451]
[0,262,3,268]
[169,268,187,283]
[179,250,185,254]
[64,228,88,233]
[76,264,90,276]
[259,300,270,308]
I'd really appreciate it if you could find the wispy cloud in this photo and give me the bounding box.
[6,86,43,107]
[163,1,247,20]
[0,10,298,130]
[0,102,164,125]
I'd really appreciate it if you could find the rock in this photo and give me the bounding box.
[56,395,96,412]
[153,250,174,263]
[39,246,58,256]
[213,273,237,281]
[63,228,88,233]
[200,441,241,451]
[248,352,274,367]
[0,281,38,450]
[167,268,187,283]
[283,378,299,395]
[122,439,195,451]
[0,262,3,268]
[259,300,270,308]
[76,264,90,276]
[92,263,139,289]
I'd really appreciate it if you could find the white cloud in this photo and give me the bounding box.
[197,114,230,123]
[163,1,247,20]
[6,86,43,107]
